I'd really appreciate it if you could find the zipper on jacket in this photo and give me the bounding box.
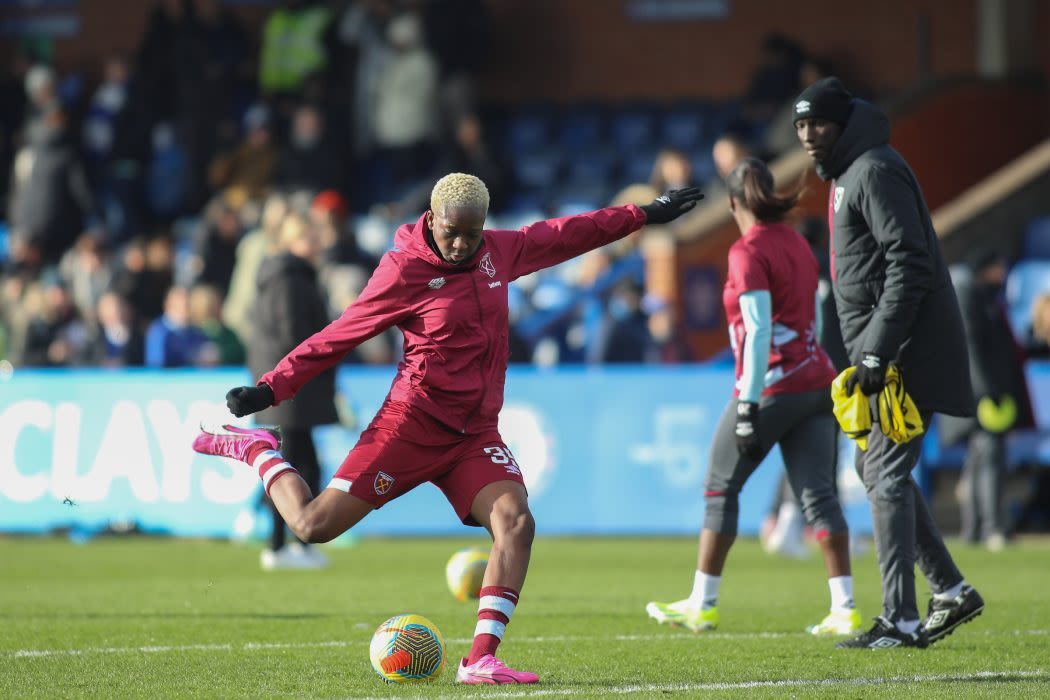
[461,273,491,433]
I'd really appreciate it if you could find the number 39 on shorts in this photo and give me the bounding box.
[484,446,521,474]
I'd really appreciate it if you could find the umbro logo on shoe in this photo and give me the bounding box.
[868,636,902,649]
[927,610,950,627]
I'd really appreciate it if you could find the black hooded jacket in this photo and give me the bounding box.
[817,100,973,417]
[248,252,338,428]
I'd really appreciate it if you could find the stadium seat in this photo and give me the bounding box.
[704,99,741,142]
[499,209,547,231]
[1005,260,1050,337]
[504,192,550,216]
[510,148,563,191]
[689,149,717,184]
[619,147,660,188]
[503,110,552,154]
[0,221,8,263]
[659,104,707,150]
[563,148,618,189]
[610,108,657,151]
[1022,216,1050,259]
[552,183,609,217]
[557,109,605,152]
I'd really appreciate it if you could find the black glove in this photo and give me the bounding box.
[846,353,888,396]
[226,383,275,417]
[735,400,763,460]
[640,187,704,224]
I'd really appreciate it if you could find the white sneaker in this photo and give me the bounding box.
[984,533,1006,552]
[260,543,328,570]
[764,503,809,559]
[287,542,329,568]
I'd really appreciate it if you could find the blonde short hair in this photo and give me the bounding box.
[430,173,489,214]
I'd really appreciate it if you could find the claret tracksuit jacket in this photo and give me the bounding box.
[261,205,648,434]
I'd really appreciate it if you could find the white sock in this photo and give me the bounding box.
[934,580,965,601]
[688,570,721,610]
[896,618,920,634]
[828,575,855,611]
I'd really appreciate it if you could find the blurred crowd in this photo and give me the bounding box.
[8,2,1045,373]
[0,0,492,369]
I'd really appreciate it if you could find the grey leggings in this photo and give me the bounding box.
[703,389,847,537]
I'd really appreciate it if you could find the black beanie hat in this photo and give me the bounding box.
[793,77,854,126]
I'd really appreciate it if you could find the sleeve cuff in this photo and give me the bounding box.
[623,204,648,229]
[259,374,288,405]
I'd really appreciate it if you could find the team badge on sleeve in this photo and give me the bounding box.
[833,187,845,212]
[374,471,395,495]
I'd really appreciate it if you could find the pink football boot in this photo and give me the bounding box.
[455,655,539,684]
[192,424,281,463]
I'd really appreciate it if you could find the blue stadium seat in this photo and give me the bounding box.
[689,149,717,184]
[563,148,618,188]
[1022,216,1050,259]
[504,192,549,216]
[610,108,656,151]
[704,100,740,142]
[552,183,609,217]
[557,109,604,152]
[619,147,660,187]
[511,148,562,190]
[659,105,706,150]
[504,110,552,153]
[0,221,8,263]
[1005,260,1050,337]
[499,209,546,231]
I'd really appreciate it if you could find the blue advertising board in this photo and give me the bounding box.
[8,363,1046,540]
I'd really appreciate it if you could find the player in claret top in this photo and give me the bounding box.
[192,173,703,684]
[646,158,861,639]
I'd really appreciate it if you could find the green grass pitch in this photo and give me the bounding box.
[2,535,1048,698]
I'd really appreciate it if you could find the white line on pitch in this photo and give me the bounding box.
[6,629,1047,659]
[355,671,1050,699]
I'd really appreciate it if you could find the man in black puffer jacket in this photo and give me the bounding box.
[794,78,984,650]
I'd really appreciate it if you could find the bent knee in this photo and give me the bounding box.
[493,506,535,546]
[290,514,337,544]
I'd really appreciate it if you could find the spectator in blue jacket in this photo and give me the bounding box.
[145,285,205,367]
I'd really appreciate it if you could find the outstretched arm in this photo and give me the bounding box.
[506,188,702,279]
[226,255,411,417]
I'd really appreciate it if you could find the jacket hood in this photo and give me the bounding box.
[816,99,891,180]
[257,251,317,287]
[394,212,488,271]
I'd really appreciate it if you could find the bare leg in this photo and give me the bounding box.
[469,481,535,590]
[268,474,374,543]
[697,528,736,575]
[819,532,851,578]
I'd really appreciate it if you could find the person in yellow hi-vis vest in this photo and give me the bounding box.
[259,1,332,95]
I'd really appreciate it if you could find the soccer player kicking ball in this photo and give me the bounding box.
[647,158,862,638]
[192,173,703,684]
